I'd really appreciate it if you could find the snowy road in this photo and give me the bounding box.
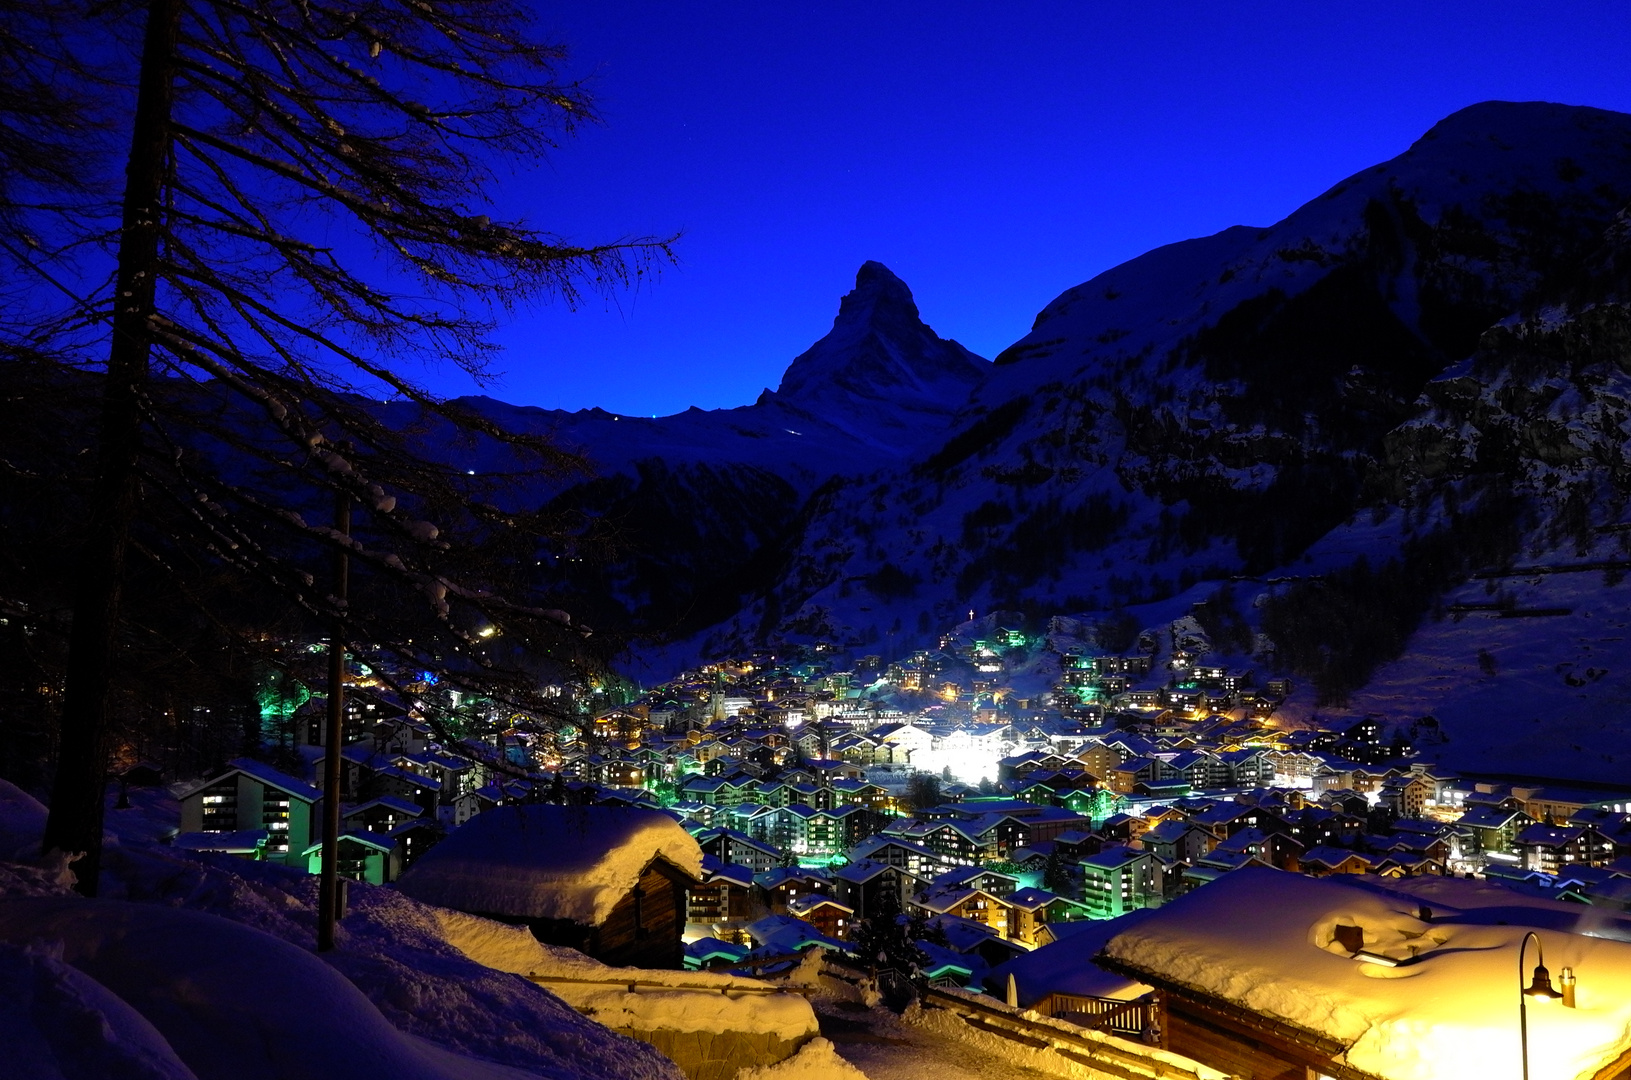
[816,1001,1068,1080]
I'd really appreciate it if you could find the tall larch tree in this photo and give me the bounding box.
[16,0,671,894]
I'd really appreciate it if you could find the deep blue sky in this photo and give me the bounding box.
[441,1,1631,417]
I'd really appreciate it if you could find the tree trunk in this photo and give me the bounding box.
[42,0,182,895]
[318,488,350,951]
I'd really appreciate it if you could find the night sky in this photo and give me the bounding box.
[443,1,1631,417]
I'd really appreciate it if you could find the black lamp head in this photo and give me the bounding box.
[1525,962,1564,1001]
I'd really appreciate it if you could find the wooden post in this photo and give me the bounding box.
[317,485,350,951]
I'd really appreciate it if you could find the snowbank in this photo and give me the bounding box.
[733,1037,867,1079]
[902,992,1225,1080]
[435,907,819,1040]
[0,777,48,860]
[435,906,607,977]
[0,791,684,1080]
[397,804,702,925]
[0,939,198,1080]
[1102,868,1631,1080]
[0,897,488,1080]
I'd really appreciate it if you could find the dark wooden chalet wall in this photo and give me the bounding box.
[593,861,692,968]
[1162,995,1385,1080]
[481,858,696,969]
[1167,1001,1313,1080]
[1094,956,1384,1080]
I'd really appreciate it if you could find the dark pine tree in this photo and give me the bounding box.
[1043,850,1074,896]
[850,888,928,981]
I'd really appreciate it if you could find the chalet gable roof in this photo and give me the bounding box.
[396,804,701,926]
[176,757,321,804]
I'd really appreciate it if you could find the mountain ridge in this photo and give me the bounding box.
[659,101,1631,780]
[424,101,1631,781]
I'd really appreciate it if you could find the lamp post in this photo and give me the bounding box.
[1518,931,1564,1080]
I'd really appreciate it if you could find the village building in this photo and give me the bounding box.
[686,858,758,941]
[1516,823,1616,875]
[300,832,398,884]
[694,826,781,872]
[396,804,702,968]
[786,893,853,940]
[1100,868,1631,1080]
[175,757,321,866]
[1078,846,1161,919]
[1003,886,1088,947]
[830,858,914,922]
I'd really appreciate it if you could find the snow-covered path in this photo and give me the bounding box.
[816,1001,1068,1080]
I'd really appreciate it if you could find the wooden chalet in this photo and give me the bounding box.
[1099,868,1631,1080]
[397,804,702,968]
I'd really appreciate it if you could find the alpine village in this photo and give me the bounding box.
[5,6,1631,1080]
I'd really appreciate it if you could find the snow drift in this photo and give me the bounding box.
[0,779,684,1080]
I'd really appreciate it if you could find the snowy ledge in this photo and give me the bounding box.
[911,985,1227,1080]
[436,907,820,1040]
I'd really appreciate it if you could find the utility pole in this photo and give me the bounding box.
[317,483,350,951]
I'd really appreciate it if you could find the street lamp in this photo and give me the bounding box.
[1518,931,1567,1080]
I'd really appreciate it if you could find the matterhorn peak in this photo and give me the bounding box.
[834,260,920,328]
[773,262,987,427]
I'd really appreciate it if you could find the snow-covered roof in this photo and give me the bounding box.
[1300,845,1373,869]
[343,795,423,819]
[1143,819,1204,845]
[930,865,1018,890]
[1101,867,1631,1080]
[849,834,936,860]
[754,866,828,891]
[1456,803,1527,829]
[698,856,755,889]
[746,914,843,954]
[832,858,896,884]
[396,805,702,926]
[300,832,393,855]
[1080,846,1149,870]
[175,758,321,803]
[684,937,750,964]
[1006,887,1068,912]
[787,893,852,917]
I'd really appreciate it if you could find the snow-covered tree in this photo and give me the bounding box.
[850,890,927,981]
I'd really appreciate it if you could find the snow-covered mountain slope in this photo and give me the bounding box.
[356,101,1631,778]
[697,102,1631,668]
[412,261,988,490]
[1055,190,1631,782]
[1323,205,1631,782]
[1338,562,1631,784]
[396,263,990,643]
[766,260,990,453]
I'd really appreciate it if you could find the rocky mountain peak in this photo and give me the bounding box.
[833,260,921,329]
[774,262,987,410]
